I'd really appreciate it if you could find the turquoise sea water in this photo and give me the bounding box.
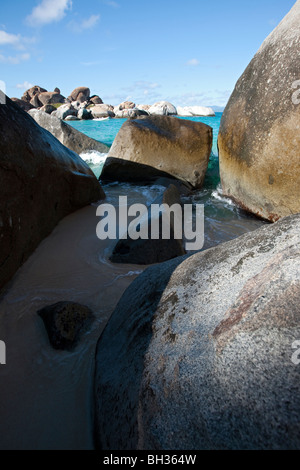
[68,114,267,251]
[69,113,222,155]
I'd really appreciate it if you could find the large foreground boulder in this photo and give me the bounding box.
[0,97,105,291]
[95,213,300,450]
[100,116,212,189]
[29,109,109,154]
[218,0,300,222]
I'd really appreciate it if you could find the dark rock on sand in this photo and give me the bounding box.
[218,1,300,222]
[38,301,94,351]
[0,96,105,291]
[95,213,300,450]
[110,184,186,265]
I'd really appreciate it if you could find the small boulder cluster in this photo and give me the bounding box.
[11,85,215,121]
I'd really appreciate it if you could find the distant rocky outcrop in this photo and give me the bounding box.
[136,104,151,112]
[110,184,186,265]
[21,85,47,103]
[0,96,105,291]
[148,101,177,116]
[38,301,94,351]
[218,0,300,222]
[177,105,215,117]
[68,87,90,103]
[89,95,103,105]
[77,108,93,120]
[20,86,65,108]
[52,103,78,120]
[95,212,300,450]
[90,104,115,118]
[40,104,57,114]
[28,109,109,154]
[101,115,212,189]
[37,91,65,106]
[114,108,149,119]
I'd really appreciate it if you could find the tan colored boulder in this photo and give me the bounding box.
[118,101,136,110]
[148,101,177,116]
[91,104,115,118]
[68,87,90,103]
[30,94,42,108]
[136,104,150,112]
[21,85,47,103]
[38,91,65,106]
[218,1,300,222]
[101,115,212,189]
[0,97,105,291]
[89,95,103,105]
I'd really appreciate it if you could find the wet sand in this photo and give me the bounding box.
[0,184,164,450]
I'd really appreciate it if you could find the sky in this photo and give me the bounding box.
[0,0,296,108]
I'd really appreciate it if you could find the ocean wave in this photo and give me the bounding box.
[80,151,108,166]
[212,185,235,206]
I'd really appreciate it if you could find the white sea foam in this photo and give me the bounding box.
[212,185,235,206]
[80,151,108,166]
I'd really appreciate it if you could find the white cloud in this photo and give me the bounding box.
[0,30,21,46]
[0,30,36,50]
[26,0,72,27]
[0,53,30,65]
[16,81,34,90]
[69,14,100,33]
[103,0,120,8]
[186,58,200,66]
[166,89,232,107]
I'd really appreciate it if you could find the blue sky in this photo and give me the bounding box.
[0,0,296,107]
